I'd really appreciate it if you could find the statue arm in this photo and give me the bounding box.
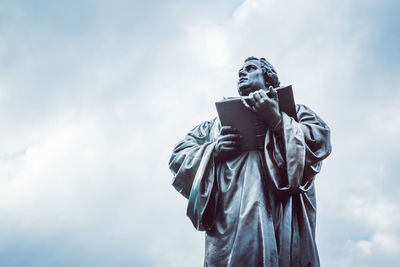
[168,119,215,198]
[168,118,218,230]
[264,104,332,193]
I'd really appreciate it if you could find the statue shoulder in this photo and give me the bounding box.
[295,104,330,129]
[188,117,219,140]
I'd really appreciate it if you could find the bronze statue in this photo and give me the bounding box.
[169,57,332,267]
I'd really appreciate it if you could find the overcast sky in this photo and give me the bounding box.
[0,0,399,266]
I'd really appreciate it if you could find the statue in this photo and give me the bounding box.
[169,57,332,267]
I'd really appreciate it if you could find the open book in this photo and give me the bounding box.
[215,85,297,151]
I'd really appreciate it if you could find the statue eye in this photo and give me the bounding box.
[246,65,257,71]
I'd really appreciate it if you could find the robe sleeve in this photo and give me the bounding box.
[264,104,332,194]
[168,119,218,231]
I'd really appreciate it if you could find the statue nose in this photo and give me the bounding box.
[239,69,246,77]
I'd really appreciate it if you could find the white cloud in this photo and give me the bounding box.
[184,23,231,68]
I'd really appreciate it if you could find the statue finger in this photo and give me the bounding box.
[241,98,254,112]
[249,92,258,106]
[269,86,278,99]
[221,140,240,147]
[221,147,238,152]
[259,90,268,99]
[253,91,263,102]
[220,126,238,135]
[219,134,242,141]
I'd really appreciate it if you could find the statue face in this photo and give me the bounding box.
[237,60,266,96]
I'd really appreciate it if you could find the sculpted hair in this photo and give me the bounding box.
[245,57,280,88]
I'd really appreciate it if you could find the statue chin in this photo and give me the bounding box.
[238,87,255,96]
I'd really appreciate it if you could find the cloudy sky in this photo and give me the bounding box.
[0,0,399,266]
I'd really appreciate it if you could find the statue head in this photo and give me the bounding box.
[237,57,280,96]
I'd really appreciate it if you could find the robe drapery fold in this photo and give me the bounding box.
[169,104,331,267]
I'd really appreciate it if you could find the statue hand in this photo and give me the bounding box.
[242,86,281,128]
[214,126,242,160]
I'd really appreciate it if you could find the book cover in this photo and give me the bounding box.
[215,85,297,151]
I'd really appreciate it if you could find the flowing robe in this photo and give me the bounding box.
[169,104,331,267]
